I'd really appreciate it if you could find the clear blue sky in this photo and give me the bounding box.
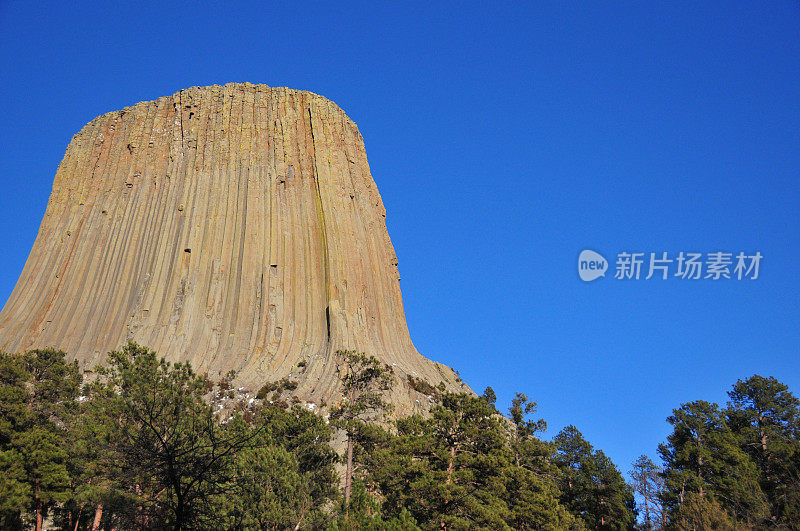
[1,2,798,478]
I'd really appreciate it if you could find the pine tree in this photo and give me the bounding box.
[253,402,339,512]
[374,392,577,529]
[553,425,636,530]
[326,479,422,530]
[0,349,80,530]
[89,342,258,530]
[553,425,594,519]
[329,350,394,508]
[628,455,665,530]
[0,351,31,529]
[385,393,512,528]
[659,400,768,527]
[63,391,132,531]
[725,375,800,527]
[508,393,548,467]
[219,404,338,529]
[481,386,497,407]
[588,450,636,530]
[670,491,736,530]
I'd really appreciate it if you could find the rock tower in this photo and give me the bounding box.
[0,83,466,414]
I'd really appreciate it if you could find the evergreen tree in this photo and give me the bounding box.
[89,342,258,530]
[0,351,31,529]
[329,350,394,508]
[480,386,497,408]
[325,479,422,530]
[725,375,800,526]
[505,392,574,529]
[413,392,512,528]
[628,455,665,530]
[553,425,635,530]
[60,397,118,531]
[670,491,735,530]
[588,450,636,530]
[508,393,548,467]
[553,426,594,518]
[658,400,768,527]
[376,392,576,529]
[0,349,80,530]
[218,404,338,529]
[253,403,339,511]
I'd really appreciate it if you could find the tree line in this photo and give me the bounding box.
[628,375,800,529]
[0,344,797,529]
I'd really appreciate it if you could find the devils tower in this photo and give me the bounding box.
[0,83,466,414]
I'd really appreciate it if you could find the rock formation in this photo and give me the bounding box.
[0,83,467,415]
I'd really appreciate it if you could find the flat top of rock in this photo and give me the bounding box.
[77,82,358,140]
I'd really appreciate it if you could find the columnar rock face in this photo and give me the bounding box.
[0,83,466,414]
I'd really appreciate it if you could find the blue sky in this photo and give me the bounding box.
[1,1,798,478]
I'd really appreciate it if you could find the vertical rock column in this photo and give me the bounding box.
[0,83,466,414]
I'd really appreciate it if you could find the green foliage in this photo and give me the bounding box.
[407,375,439,397]
[0,351,32,528]
[85,342,257,529]
[331,350,395,423]
[329,350,394,509]
[659,400,769,527]
[2,342,797,531]
[481,385,497,406]
[325,479,422,530]
[725,374,800,526]
[251,404,339,509]
[214,407,337,529]
[229,443,311,528]
[670,491,736,530]
[656,376,800,529]
[81,343,338,529]
[553,425,636,530]
[0,348,80,529]
[256,376,299,399]
[508,393,549,471]
[509,393,544,433]
[368,392,577,530]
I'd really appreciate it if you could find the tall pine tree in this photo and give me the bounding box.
[725,375,800,526]
[659,400,768,527]
[628,455,665,530]
[553,426,635,530]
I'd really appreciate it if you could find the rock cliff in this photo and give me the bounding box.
[0,83,468,415]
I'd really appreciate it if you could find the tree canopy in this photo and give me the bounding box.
[1,345,797,530]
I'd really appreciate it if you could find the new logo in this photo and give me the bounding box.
[579,250,607,282]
